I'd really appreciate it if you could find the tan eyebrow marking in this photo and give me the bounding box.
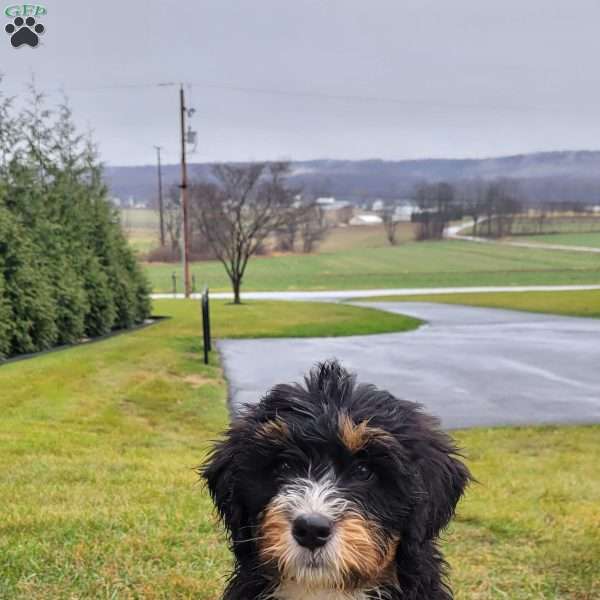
[256,418,289,440]
[338,414,391,452]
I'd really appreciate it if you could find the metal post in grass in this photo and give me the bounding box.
[201,287,211,364]
[172,272,177,296]
[205,287,212,352]
[192,274,197,294]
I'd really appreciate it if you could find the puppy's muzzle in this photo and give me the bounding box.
[292,513,333,551]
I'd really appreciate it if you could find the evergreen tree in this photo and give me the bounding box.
[0,79,151,359]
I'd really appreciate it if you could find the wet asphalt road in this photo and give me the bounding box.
[218,303,600,429]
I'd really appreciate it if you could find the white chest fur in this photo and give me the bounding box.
[270,582,370,600]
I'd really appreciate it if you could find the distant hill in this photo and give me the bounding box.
[105,151,600,206]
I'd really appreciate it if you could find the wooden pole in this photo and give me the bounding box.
[180,84,191,298]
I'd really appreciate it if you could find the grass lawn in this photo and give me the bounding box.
[1,299,598,599]
[143,240,600,293]
[361,289,600,319]
[519,231,600,249]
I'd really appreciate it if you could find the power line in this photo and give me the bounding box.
[1,79,538,112]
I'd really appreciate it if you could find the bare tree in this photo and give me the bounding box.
[165,184,182,255]
[414,182,457,240]
[191,162,297,304]
[382,208,399,245]
[299,204,329,253]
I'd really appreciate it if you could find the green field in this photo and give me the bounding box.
[1,299,599,599]
[119,209,160,255]
[317,223,416,252]
[144,240,600,293]
[519,231,600,249]
[362,288,600,319]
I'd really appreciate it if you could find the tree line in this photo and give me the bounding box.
[0,84,150,360]
[412,179,523,240]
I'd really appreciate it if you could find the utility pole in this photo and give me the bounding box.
[179,84,191,298]
[154,145,165,247]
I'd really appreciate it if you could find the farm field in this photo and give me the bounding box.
[518,231,600,248]
[1,299,598,599]
[143,240,600,293]
[362,288,600,319]
[317,222,416,252]
[119,208,160,254]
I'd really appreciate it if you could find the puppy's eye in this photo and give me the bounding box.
[351,462,373,481]
[275,460,292,476]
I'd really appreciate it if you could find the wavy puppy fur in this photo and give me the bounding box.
[202,360,470,600]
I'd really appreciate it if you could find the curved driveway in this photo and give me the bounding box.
[218,303,600,429]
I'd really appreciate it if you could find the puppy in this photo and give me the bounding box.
[203,361,470,599]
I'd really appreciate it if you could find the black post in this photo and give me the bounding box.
[205,287,212,352]
[192,274,196,294]
[201,287,210,364]
[172,272,177,296]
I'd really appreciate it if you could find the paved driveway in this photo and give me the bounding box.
[218,303,600,429]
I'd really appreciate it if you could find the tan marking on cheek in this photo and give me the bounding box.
[335,514,399,585]
[338,414,391,452]
[259,502,293,571]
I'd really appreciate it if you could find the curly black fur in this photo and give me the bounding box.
[203,361,470,599]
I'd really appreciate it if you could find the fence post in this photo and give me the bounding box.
[201,287,210,364]
[172,272,177,296]
[192,274,196,294]
[205,287,212,352]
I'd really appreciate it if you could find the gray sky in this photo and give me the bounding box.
[2,0,600,166]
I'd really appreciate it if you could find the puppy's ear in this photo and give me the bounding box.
[409,421,470,542]
[202,427,246,542]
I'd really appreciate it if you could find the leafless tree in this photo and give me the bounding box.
[165,184,182,255]
[457,179,487,236]
[191,162,297,304]
[299,204,329,253]
[382,208,399,245]
[414,182,456,240]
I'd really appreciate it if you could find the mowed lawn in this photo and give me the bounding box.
[519,231,600,249]
[144,240,600,293]
[363,288,600,319]
[1,299,598,599]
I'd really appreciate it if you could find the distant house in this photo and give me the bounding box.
[371,199,385,212]
[349,213,383,226]
[316,197,355,225]
[394,201,419,222]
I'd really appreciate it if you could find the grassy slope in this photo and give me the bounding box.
[362,289,600,319]
[519,231,600,248]
[144,240,600,292]
[1,300,598,598]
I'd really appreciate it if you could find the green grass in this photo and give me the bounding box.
[317,223,416,253]
[1,299,598,599]
[519,231,600,249]
[362,289,600,319]
[449,426,600,599]
[144,240,600,293]
[119,208,160,230]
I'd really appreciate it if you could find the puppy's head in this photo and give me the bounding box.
[203,361,469,592]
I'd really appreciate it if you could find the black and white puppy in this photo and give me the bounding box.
[203,361,470,600]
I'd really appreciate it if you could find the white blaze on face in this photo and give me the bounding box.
[277,476,349,522]
[260,475,348,588]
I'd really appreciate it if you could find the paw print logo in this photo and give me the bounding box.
[5,16,45,48]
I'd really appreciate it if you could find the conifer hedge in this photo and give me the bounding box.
[0,84,150,360]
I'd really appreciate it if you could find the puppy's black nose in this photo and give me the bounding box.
[292,513,333,550]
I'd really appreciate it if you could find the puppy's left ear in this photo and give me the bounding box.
[410,422,470,542]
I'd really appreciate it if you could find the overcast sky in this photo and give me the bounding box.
[1,0,600,166]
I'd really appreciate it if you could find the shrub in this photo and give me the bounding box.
[0,85,151,360]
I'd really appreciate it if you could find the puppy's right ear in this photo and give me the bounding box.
[202,427,245,540]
